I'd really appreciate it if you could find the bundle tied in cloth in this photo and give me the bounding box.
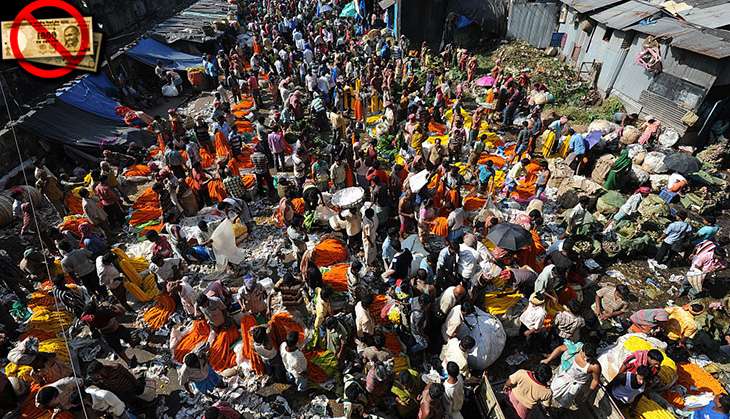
[172,320,211,363]
[312,238,349,268]
[321,263,350,291]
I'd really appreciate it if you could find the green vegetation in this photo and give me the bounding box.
[548,96,625,126]
[473,40,625,124]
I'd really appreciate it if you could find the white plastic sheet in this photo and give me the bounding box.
[456,308,506,369]
[409,170,430,193]
[211,218,246,271]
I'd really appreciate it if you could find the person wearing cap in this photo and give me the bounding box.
[629,308,670,335]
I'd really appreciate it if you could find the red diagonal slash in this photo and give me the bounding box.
[9,0,90,78]
[25,13,73,62]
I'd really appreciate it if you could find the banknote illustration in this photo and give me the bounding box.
[2,17,94,60]
[26,32,102,71]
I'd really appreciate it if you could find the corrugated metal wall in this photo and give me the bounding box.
[507,1,560,48]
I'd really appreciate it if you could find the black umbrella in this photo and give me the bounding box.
[487,222,532,251]
[664,153,700,175]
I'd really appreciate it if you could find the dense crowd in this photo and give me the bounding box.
[1,0,729,419]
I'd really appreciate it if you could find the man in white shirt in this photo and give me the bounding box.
[280,331,307,391]
[437,283,466,318]
[146,255,185,285]
[447,206,465,241]
[355,294,375,338]
[317,74,330,95]
[303,47,314,65]
[84,385,127,417]
[96,253,132,311]
[458,234,482,282]
[440,336,475,378]
[443,361,465,419]
[442,302,475,343]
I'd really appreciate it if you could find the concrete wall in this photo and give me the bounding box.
[607,33,659,112]
[557,9,589,62]
[580,25,630,91]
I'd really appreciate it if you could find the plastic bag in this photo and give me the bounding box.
[631,164,650,184]
[588,119,617,135]
[211,218,246,270]
[620,125,641,144]
[161,83,179,97]
[642,151,668,174]
[659,129,679,148]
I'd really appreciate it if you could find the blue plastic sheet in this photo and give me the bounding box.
[456,15,474,29]
[56,73,122,122]
[126,38,202,71]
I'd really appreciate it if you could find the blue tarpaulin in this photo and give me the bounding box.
[126,38,202,71]
[56,73,122,122]
[456,15,475,29]
[340,1,357,17]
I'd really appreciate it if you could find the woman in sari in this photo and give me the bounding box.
[603,148,631,190]
[542,342,602,408]
[541,116,568,158]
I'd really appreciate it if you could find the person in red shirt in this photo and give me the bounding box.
[93,173,124,228]
[80,302,137,365]
[366,160,388,185]
[203,401,241,419]
[248,72,261,107]
[619,349,664,378]
[145,230,174,260]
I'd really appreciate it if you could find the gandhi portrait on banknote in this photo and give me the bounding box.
[63,25,80,49]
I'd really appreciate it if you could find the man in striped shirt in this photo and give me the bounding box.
[251,143,275,198]
[311,92,327,130]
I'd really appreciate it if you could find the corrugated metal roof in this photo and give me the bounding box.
[672,29,730,59]
[559,0,624,13]
[149,0,237,45]
[591,1,661,29]
[626,17,730,59]
[626,16,694,37]
[679,3,730,29]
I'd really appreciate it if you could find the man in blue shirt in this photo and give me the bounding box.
[651,209,692,269]
[203,54,218,83]
[477,160,494,193]
[381,228,399,269]
[693,215,720,244]
[568,129,586,174]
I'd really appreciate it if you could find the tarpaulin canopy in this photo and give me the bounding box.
[56,73,122,122]
[340,1,357,17]
[456,15,475,28]
[126,38,202,71]
[19,101,153,150]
